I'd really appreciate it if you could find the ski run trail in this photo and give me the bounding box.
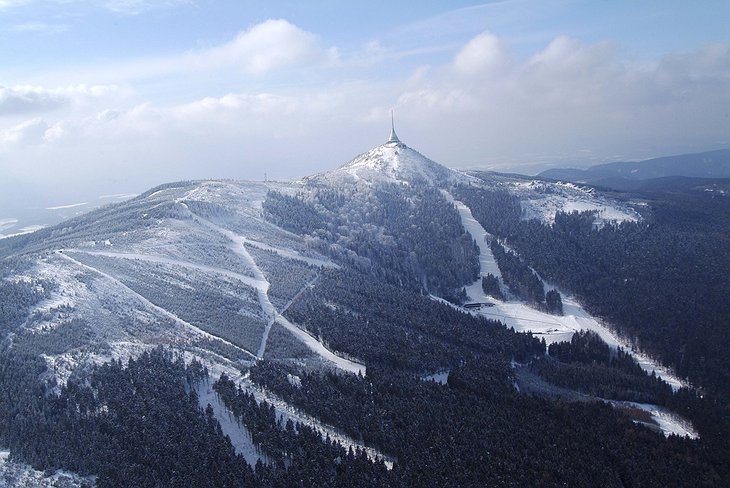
[182,203,365,374]
[56,251,258,360]
[189,355,394,469]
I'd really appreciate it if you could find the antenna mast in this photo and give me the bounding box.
[388,108,401,144]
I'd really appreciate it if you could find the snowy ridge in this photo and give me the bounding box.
[508,179,640,225]
[309,141,473,187]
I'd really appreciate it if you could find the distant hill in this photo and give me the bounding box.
[540,149,730,184]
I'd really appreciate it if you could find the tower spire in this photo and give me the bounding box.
[388,109,400,144]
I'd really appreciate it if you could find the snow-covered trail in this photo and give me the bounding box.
[443,191,505,302]
[185,208,366,374]
[274,315,365,374]
[608,400,699,439]
[181,204,276,359]
[448,196,689,391]
[71,250,265,289]
[57,251,258,360]
[184,355,393,469]
[246,239,338,269]
[195,379,271,467]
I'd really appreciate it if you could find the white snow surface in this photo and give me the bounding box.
[46,202,88,211]
[195,379,271,467]
[610,401,699,439]
[309,141,474,187]
[187,210,365,374]
[0,450,94,487]
[246,239,338,269]
[507,179,641,225]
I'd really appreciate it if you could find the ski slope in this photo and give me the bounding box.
[185,207,366,374]
[451,197,688,391]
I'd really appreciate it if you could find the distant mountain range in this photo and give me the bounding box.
[539,149,730,187]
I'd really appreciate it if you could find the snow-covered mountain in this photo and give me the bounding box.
[0,134,652,383]
[1,131,719,486]
[307,139,471,187]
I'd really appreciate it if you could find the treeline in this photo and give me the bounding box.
[244,244,319,311]
[481,273,504,300]
[491,240,545,304]
[249,360,724,487]
[263,184,479,299]
[67,251,266,355]
[453,183,730,462]
[283,267,545,372]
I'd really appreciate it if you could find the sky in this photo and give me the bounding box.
[1,0,730,214]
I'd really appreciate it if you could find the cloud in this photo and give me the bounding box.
[0,117,50,145]
[0,0,30,8]
[0,84,123,116]
[3,31,730,208]
[185,19,337,76]
[0,86,67,115]
[61,19,336,85]
[452,32,510,76]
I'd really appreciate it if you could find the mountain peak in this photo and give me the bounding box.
[308,121,470,187]
[309,142,458,187]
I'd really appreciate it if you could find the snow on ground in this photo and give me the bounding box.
[610,401,699,439]
[195,379,271,467]
[451,198,689,391]
[0,219,17,233]
[274,316,365,375]
[312,142,472,187]
[444,193,502,280]
[180,353,391,469]
[0,450,94,487]
[23,258,88,332]
[240,374,393,468]
[245,239,338,269]
[72,250,265,290]
[56,252,258,360]
[187,209,365,374]
[98,193,138,200]
[0,224,46,239]
[45,202,88,211]
[505,180,641,226]
[41,342,155,392]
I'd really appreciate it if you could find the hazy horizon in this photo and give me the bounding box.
[2,0,729,222]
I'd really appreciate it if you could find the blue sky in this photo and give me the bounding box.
[1,0,730,211]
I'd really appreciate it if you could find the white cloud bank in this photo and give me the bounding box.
[1,27,729,207]
[0,84,122,116]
